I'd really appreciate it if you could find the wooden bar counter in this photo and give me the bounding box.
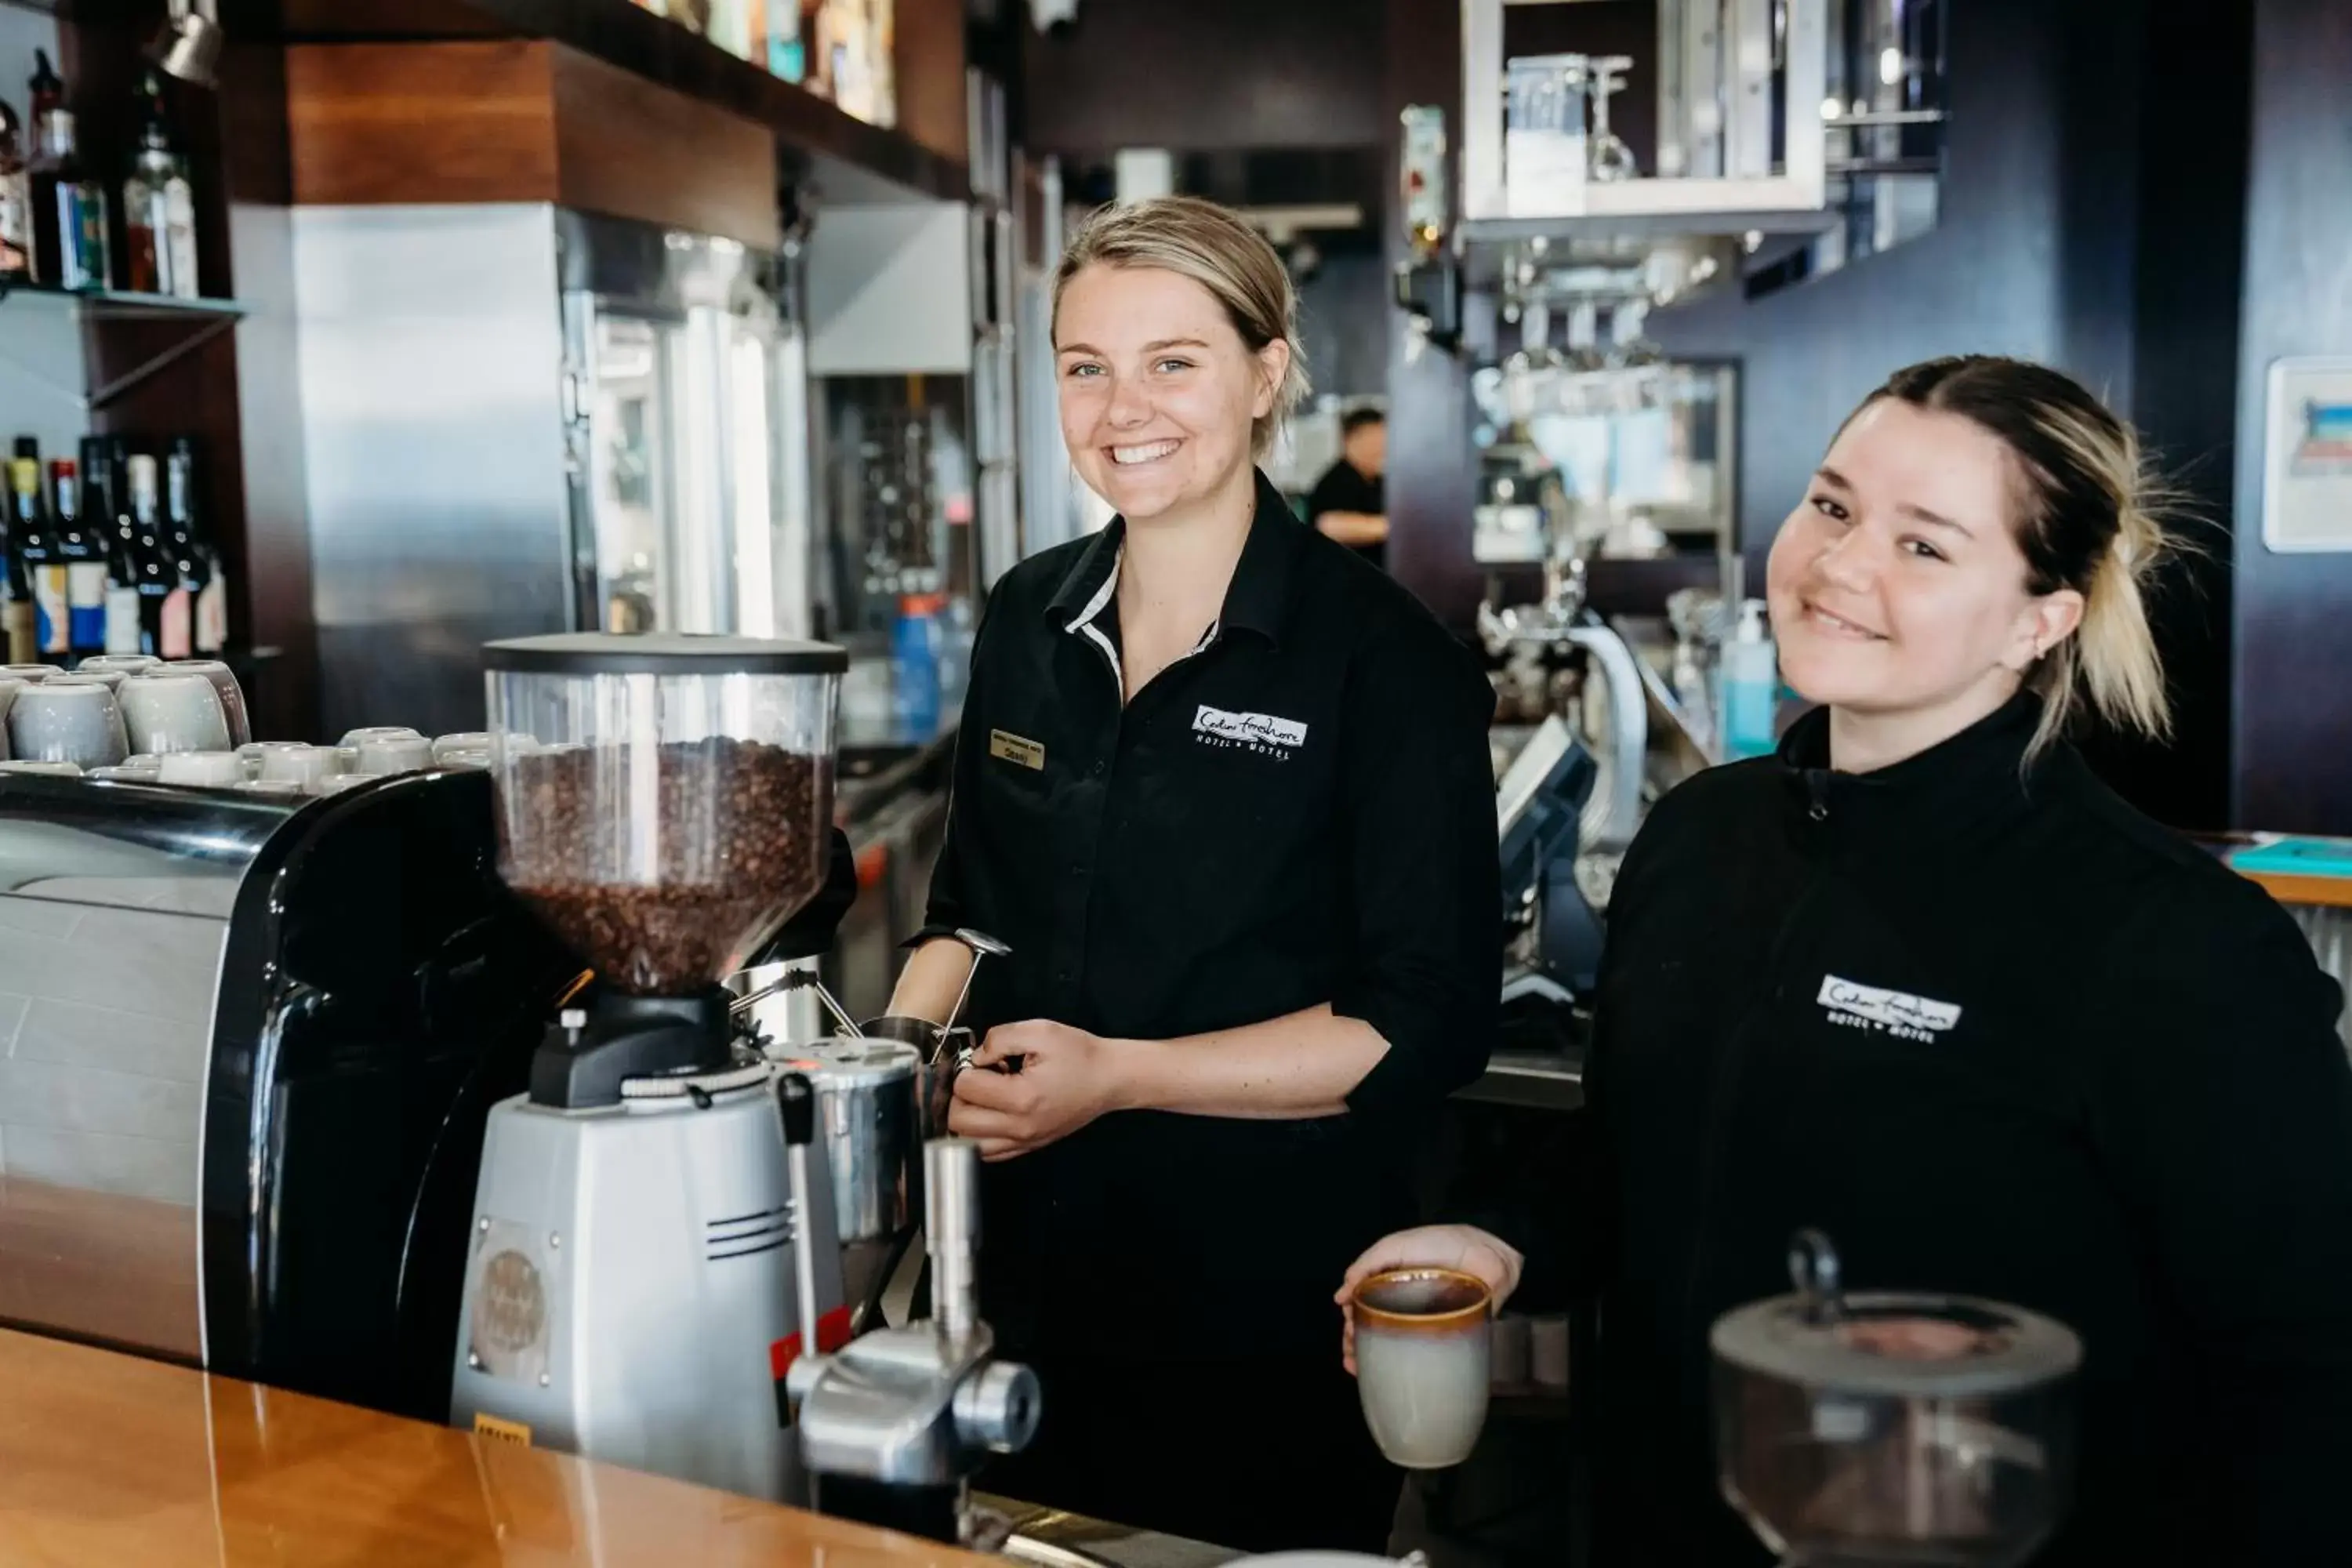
[0,1327,986,1566]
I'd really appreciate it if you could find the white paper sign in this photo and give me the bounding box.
[2263,358,2352,553]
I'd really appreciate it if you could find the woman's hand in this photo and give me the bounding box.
[948,1020,1126,1161]
[1334,1225,1524,1374]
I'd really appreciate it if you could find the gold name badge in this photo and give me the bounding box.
[989,730,1045,771]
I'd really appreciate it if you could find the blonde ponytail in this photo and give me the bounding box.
[2036,503,2172,752]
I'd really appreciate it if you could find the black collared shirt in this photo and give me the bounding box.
[1305,457,1386,570]
[920,470,1499,1360]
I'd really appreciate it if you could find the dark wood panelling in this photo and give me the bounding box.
[893,0,967,164]
[1024,0,1385,155]
[2068,0,2249,833]
[287,42,779,249]
[551,46,779,249]
[2231,0,2352,833]
[287,42,561,205]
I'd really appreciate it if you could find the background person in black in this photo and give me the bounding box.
[1341,356,2352,1566]
[1305,406,1388,568]
[886,196,1498,1554]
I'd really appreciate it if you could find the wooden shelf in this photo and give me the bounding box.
[278,0,970,205]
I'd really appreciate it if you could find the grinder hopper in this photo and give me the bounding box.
[481,633,846,1106]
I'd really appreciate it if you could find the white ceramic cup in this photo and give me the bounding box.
[436,748,490,771]
[163,661,252,747]
[0,676,22,761]
[157,750,247,789]
[342,726,423,749]
[432,731,491,760]
[1,663,63,684]
[64,666,126,692]
[258,743,347,790]
[5,677,129,769]
[0,760,81,776]
[119,672,233,756]
[78,653,160,676]
[1349,1268,1494,1471]
[355,735,433,776]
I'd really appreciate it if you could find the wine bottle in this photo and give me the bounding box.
[91,437,141,656]
[167,438,227,655]
[125,452,180,659]
[2,447,39,663]
[49,456,104,660]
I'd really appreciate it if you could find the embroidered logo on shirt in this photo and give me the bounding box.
[1817,975,1963,1044]
[1192,704,1308,757]
[989,730,1045,771]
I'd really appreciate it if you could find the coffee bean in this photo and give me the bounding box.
[502,737,826,994]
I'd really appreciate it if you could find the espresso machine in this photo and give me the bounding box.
[449,633,1037,1538]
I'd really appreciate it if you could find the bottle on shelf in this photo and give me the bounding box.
[2,443,41,663]
[19,441,63,657]
[123,71,197,300]
[0,93,31,282]
[49,453,104,662]
[125,450,179,658]
[28,51,108,293]
[166,437,227,655]
[89,437,141,656]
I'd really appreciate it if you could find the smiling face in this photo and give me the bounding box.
[1054,262,1288,526]
[1766,397,2085,732]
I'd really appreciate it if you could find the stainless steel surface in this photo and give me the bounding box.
[1460,0,1829,229]
[787,1040,920,1245]
[294,204,573,742]
[927,1138,981,1341]
[789,1136,1039,1493]
[296,205,805,742]
[452,1073,847,1505]
[0,775,296,1361]
[727,960,862,1040]
[942,927,1011,1033]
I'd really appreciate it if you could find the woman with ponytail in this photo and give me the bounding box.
[1345,357,2352,1566]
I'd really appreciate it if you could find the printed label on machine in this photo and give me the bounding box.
[472,1412,534,1446]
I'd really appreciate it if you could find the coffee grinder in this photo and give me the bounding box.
[451,633,855,1504]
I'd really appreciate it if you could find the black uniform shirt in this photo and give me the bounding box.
[920,470,1500,1362]
[1305,458,1386,571]
[1502,693,2352,1567]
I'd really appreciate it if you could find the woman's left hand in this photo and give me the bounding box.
[948,1020,1127,1161]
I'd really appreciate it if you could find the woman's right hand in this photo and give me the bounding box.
[1334,1225,1524,1374]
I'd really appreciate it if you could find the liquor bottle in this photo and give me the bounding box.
[90,438,141,656]
[31,90,109,292]
[151,452,194,660]
[167,437,227,655]
[26,51,60,165]
[2,447,39,663]
[124,452,176,657]
[122,71,197,299]
[0,95,31,281]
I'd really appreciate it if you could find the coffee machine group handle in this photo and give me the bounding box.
[778,1072,827,1371]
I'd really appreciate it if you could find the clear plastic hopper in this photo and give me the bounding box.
[482,633,843,996]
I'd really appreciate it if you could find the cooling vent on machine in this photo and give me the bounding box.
[706,1205,793,1261]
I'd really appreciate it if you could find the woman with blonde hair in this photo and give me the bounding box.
[887,195,1500,1549]
[1345,356,2352,1566]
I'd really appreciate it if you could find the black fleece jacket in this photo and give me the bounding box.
[1508,695,2352,1566]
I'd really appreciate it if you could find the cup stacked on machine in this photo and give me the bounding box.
[0,657,526,789]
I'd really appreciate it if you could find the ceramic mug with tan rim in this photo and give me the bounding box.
[1349,1266,1494,1469]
